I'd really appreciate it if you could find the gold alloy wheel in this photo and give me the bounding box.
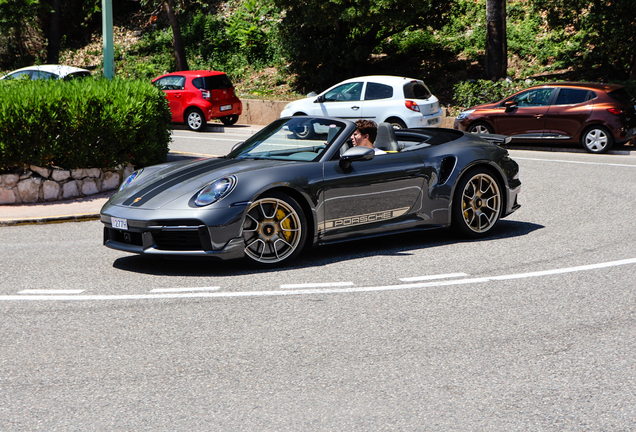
[460,173,502,233]
[242,197,303,264]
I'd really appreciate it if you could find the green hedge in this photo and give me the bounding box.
[0,77,172,171]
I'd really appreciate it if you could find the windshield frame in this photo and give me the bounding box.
[226,117,354,162]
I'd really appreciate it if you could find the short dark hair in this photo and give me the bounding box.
[355,119,377,143]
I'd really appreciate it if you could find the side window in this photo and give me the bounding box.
[7,71,31,80]
[513,88,554,107]
[555,88,592,105]
[365,82,393,100]
[324,82,363,102]
[32,71,57,80]
[192,77,203,89]
[155,76,185,91]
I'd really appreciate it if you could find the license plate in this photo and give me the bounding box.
[111,217,128,230]
[427,118,439,125]
[220,104,232,111]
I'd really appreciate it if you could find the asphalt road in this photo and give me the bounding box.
[1,129,635,430]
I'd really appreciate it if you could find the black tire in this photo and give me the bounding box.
[581,126,613,153]
[467,122,494,134]
[386,118,407,129]
[220,115,239,126]
[185,108,206,132]
[451,167,503,238]
[241,192,307,266]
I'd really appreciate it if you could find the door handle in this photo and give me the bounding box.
[174,94,182,98]
[534,114,543,118]
[351,106,360,110]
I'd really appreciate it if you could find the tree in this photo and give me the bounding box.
[46,0,60,64]
[484,0,506,80]
[273,0,452,91]
[142,0,189,71]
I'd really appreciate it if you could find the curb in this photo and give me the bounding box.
[0,213,101,227]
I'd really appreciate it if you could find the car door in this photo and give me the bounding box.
[154,76,186,122]
[320,149,425,241]
[543,88,594,139]
[360,81,394,123]
[494,88,555,138]
[313,82,365,120]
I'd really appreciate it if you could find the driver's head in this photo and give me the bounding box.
[353,119,377,144]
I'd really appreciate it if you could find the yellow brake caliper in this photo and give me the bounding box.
[276,208,292,241]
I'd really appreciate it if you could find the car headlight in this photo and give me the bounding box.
[456,109,475,121]
[194,176,237,206]
[119,169,144,191]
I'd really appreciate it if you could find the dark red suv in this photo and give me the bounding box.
[454,82,636,153]
[152,70,243,131]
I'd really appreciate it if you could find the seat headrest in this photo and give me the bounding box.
[375,122,399,152]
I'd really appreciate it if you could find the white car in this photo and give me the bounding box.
[0,65,91,81]
[280,75,444,129]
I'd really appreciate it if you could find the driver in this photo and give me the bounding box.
[351,120,386,155]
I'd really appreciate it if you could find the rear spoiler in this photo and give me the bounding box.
[477,133,512,146]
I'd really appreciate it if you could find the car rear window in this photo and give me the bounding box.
[555,88,594,105]
[403,80,432,100]
[608,88,634,105]
[365,82,393,100]
[193,74,234,90]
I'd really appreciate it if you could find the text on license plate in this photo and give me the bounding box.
[220,104,232,111]
[112,217,128,230]
[427,118,439,125]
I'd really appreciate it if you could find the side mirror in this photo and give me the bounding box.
[314,94,325,103]
[503,100,518,111]
[307,91,317,97]
[339,146,374,170]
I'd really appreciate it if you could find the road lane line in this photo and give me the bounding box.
[18,289,85,295]
[2,257,635,301]
[280,282,355,289]
[515,157,636,168]
[172,135,241,142]
[149,287,220,293]
[400,273,468,282]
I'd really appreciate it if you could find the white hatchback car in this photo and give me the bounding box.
[280,75,444,129]
[0,65,91,81]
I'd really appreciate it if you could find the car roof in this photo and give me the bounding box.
[338,75,425,85]
[158,70,227,78]
[7,64,90,75]
[530,82,624,92]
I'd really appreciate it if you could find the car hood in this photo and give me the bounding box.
[107,157,300,211]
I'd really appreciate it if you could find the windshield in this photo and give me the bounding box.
[227,117,347,162]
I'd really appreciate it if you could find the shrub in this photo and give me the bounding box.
[0,77,171,171]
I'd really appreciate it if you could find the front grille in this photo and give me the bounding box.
[106,228,143,246]
[152,230,204,251]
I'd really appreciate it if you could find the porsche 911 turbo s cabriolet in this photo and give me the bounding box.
[100,116,521,266]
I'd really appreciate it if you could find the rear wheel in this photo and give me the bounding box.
[220,115,239,126]
[452,168,503,238]
[386,117,406,129]
[467,122,494,134]
[581,126,613,153]
[185,108,206,131]
[242,192,307,266]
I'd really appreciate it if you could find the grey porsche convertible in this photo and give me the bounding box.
[100,116,521,266]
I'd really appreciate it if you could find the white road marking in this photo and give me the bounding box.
[172,135,239,142]
[280,282,355,289]
[515,157,636,168]
[149,287,220,293]
[18,289,85,295]
[1,257,635,302]
[400,273,468,282]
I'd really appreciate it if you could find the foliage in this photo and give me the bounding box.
[451,78,551,112]
[0,0,42,68]
[273,0,453,92]
[0,78,171,171]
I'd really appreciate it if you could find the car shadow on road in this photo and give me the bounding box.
[111,220,543,277]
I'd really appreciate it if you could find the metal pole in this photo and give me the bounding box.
[102,0,114,79]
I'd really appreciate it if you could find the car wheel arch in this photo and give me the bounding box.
[467,121,494,134]
[450,162,508,218]
[580,123,614,153]
[384,117,407,129]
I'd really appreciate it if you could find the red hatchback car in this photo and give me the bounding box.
[454,82,636,153]
[152,70,243,131]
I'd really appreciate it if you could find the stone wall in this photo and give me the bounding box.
[0,164,134,205]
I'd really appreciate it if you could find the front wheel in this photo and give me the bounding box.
[452,168,503,238]
[185,108,206,131]
[220,115,239,126]
[242,192,307,266]
[581,126,613,153]
[467,122,494,134]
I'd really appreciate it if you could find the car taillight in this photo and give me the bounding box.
[201,90,211,100]
[405,100,420,112]
[607,108,625,115]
